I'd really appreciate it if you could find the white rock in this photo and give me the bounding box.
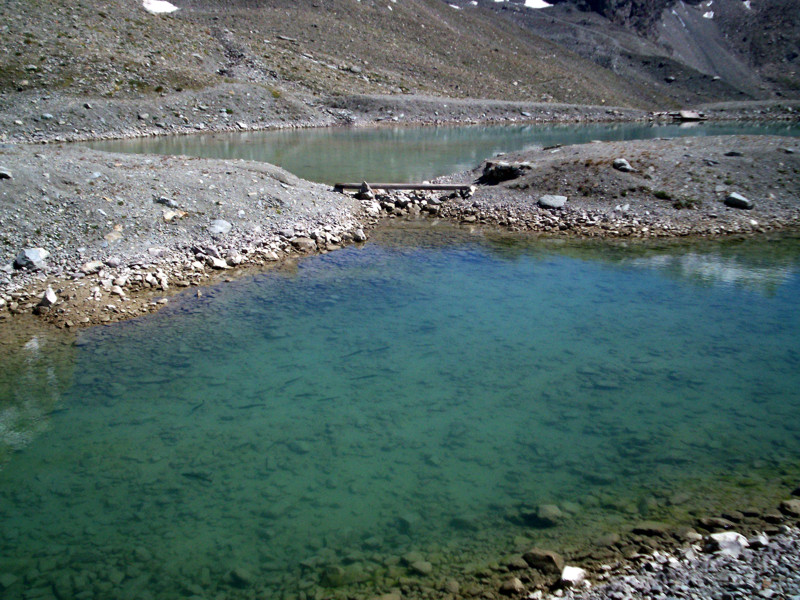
[560,565,587,587]
[708,531,749,558]
[206,256,229,270]
[143,0,179,13]
[208,219,232,236]
[38,286,58,308]
[612,158,634,172]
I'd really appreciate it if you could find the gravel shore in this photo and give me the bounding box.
[2,132,799,329]
[557,525,800,600]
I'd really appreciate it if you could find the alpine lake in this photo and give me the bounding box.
[1,122,800,600]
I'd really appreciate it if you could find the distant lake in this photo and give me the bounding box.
[84,121,800,184]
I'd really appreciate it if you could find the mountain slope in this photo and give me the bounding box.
[0,0,794,112]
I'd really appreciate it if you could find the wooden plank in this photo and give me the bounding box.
[333,183,472,192]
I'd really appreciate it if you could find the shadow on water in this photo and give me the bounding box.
[1,223,799,599]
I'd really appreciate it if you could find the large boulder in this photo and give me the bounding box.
[724,192,754,210]
[538,195,567,209]
[14,248,49,270]
[477,161,531,185]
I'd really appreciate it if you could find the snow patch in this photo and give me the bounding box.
[703,10,714,18]
[494,0,552,8]
[743,0,751,8]
[143,0,179,14]
[449,3,462,7]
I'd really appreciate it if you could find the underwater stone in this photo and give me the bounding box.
[780,499,800,517]
[410,560,433,576]
[594,532,621,547]
[499,577,525,595]
[632,521,671,537]
[230,566,253,588]
[535,504,563,527]
[0,574,19,590]
[522,548,564,575]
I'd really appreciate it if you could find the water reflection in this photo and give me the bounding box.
[0,324,75,467]
[84,121,800,184]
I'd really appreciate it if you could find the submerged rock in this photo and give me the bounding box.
[522,548,564,575]
[499,577,525,595]
[780,499,800,517]
[535,504,564,527]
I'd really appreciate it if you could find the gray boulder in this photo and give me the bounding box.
[14,248,49,270]
[291,237,317,253]
[208,219,232,236]
[613,158,635,172]
[724,192,754,210]
[538,194,567,209]
[355,182,375,201]
[0,167,11,180]
[477,161,531,185]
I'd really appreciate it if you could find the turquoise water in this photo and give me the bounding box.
[1,225,800,599]
[84,122,800,184]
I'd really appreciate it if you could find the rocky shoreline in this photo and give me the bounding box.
[1,130,799,329]
[480,494,800,600]
[1,87,798,146]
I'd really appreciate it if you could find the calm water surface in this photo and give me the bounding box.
[1,224,800,599]
[85,122,800,184]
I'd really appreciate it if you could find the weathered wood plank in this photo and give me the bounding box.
[333,182,472,193]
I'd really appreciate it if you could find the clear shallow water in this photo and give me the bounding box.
[1,225,800,599]
[84,121,800,184]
